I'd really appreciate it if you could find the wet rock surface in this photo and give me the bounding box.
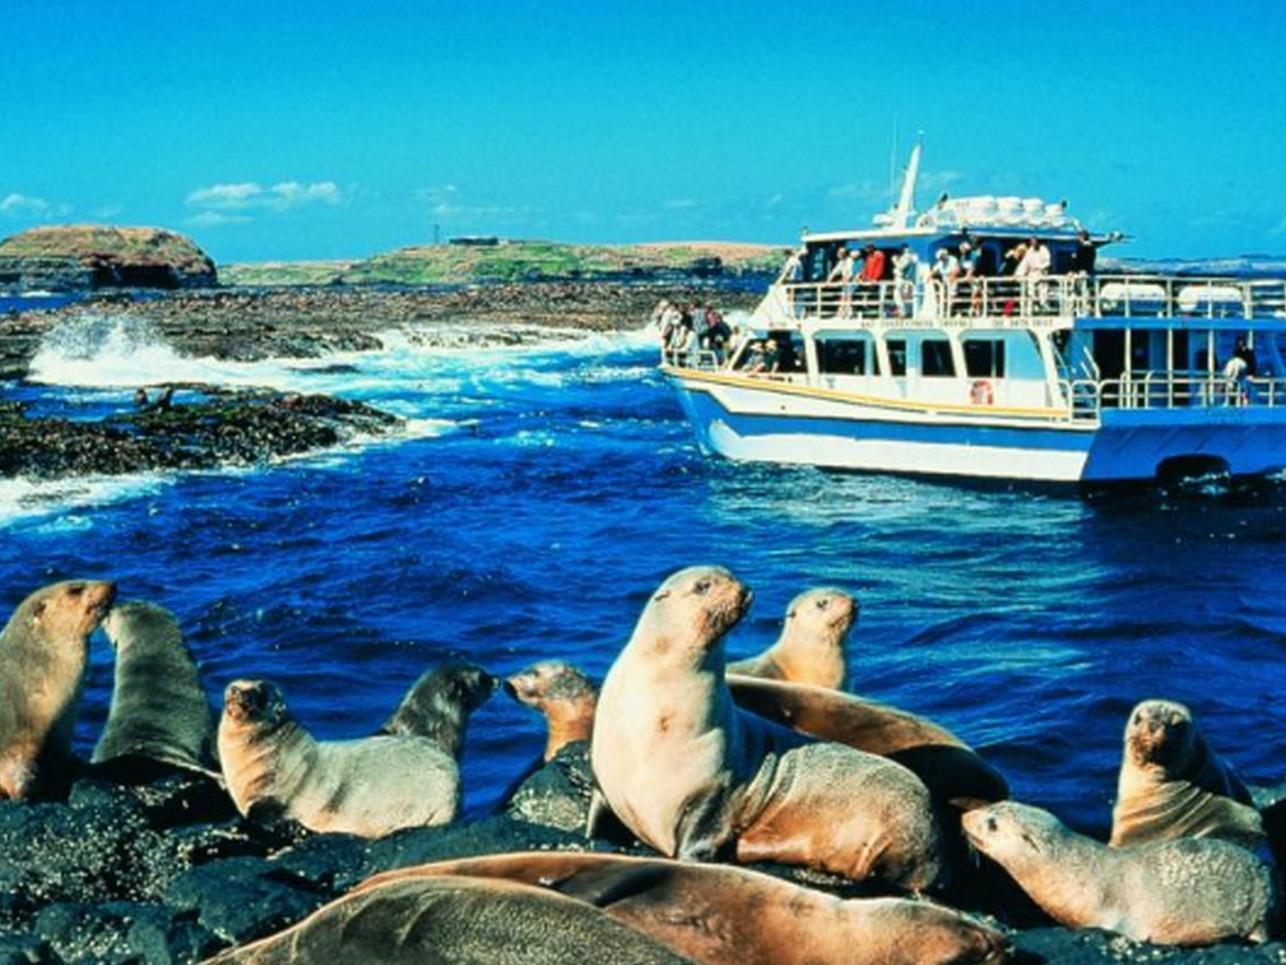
[504,741,596,832]
[0,386,400,480]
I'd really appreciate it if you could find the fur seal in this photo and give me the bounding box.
[1110,698,1264,851]
[726,587,856,690]
[357,851,1010,965]
[378,661,495,757]
[0,579,116,799]
[505,661,597,761]
[591,565,946,892]
[963,800,1279,945]
[726,674,1008,808]
[91,600,218,772]
[204,873,690,965]
[218,679,465,837]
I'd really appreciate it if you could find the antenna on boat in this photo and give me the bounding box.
[890,135,922,230]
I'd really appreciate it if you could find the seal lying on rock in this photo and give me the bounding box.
[355,851,1010,965]
[378,661,495,757]
[1110,698,1264,851]
[726,587,856,690]
[591,565,946,893]
[0,579,116,799]
[726,675,1008,809]
[204,873,690,965]
[92,600,218,773]
[218,678,469,838]
[505,661,597,761]
[963,800,1279,946]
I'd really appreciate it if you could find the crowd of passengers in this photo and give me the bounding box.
[779,230,1102,319]
[656,299,734,361]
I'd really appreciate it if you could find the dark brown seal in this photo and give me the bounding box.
[379,661,495,758]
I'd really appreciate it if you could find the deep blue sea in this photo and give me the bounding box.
[3,309,1286,834]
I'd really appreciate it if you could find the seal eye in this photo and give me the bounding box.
[816,599,829,609]
[986,817,998,833]
[67,584,85,598]
[693,579,712,596]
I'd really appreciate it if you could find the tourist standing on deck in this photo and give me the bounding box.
[828,247,858,318]
[779,246,806,317]
[956,240,979,316]
[893,244,918,318]
[929,247,959,318]
[859,243,885,316]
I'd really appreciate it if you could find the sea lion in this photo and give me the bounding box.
[218,679,463,837]
[0,579,116,799]
[356,851,1010,965]
[91,600,218,772]
[379,661,495,757]
[1110,698,1264,851]
[505,661,598,761]
[963,800,1279,946]
[590,565,946,892]
[204,874,689,965]
[726,674,1008,808]
[726,587,856,690]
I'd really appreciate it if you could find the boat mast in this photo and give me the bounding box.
[890,139,922,230]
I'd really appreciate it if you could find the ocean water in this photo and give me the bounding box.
[3,313,1286,833]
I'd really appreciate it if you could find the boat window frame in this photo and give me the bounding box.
[814,330,881,376]
[920,338,956,378]
[962,336,1007,378]
[885,336,908,377]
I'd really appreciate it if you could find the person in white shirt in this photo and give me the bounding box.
[827,247,858,318]
[893,244,918,318]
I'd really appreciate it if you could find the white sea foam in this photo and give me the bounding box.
[0,473,172,528]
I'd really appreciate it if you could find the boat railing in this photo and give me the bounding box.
[777,275,1286,323]
[1058,371,1286,418]
[661,347,723,371]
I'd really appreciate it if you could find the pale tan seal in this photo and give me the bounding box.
[726,674,1008,808]
[590,565,946,892]
[378,661,495,757]
[505,661,598,761]
[726,586,856,690]
[1110,698,1264,851]
[217,679,464,837]
[204,873,689,965]
[357,851,1010,965]
[92,600,218,772]
[963,800,1278,945]
[0,579,116,799]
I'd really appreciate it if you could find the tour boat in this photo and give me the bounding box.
[660,146,1286,483]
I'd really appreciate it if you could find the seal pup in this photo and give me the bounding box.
[726,586,856,690]
[726,674,1009,808]
[963,800,1279,946]
[0,579,116,799]
[91,600,218,772]
[505,661,598,761]
[357,851,1010,965]
[591,565,946,892]
[218,679,463,837]
[378,661,495,758]
[1110,698,1264,851]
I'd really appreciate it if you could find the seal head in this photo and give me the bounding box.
[728,587,856,690]
[380,661,496,758]
[505,661,598,761]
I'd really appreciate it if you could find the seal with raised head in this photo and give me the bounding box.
[505,661,598,761]
[590,565,946,893]
[356,851,1010,965]
[218,678,467,837]
[726,674,1008,809]
[0,579,116,799]
[1110,698,1264,850]
[726,586,856,690]
[963,800,1279,945]
[92,600,218,772]
[378,661,495,758]
[205,873,690,965]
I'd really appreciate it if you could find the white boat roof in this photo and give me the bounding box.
[804,195,1092,245]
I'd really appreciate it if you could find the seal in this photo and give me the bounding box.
[590,565,946,892]
[0,579,116,799]
[91,600,218,772]
[726,586,856,690]
[963,800,1279,946]
[378,661,495,758]
[726,674,1008,809]
[205,873,689,965]
[1110,698,1264,851]
[217,679,463,837]
[505,661,598,761]
[356,851,1010,965]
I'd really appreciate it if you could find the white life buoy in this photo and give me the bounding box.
[971,380,994,406]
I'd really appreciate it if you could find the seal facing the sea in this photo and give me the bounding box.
[505,661,598,761]
[726,586,856,690]
[1110,698,1264,850]
[0,579,116,799]
[590,565,946,892]
[218,676,478,837]
[963,800,1279,945]
[92,600,218,772]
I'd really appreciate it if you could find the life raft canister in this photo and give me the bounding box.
[970,380,994,405]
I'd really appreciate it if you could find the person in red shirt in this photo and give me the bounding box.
[859,244,886,316]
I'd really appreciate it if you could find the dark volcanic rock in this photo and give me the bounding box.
[367,814,607,874]
[0,934,51,965]
[504,741,596,832]
[269,833,372,893]
[163,857,327,945]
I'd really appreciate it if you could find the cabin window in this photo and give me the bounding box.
[767,329,807,373]
[920,339,955,378]
[817,335,879,376]
[963,338,1006,378]
[886,338,907,377]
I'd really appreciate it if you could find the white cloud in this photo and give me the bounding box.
[185,211,253,228]
[415,185,539,221]
[0,193,50,216]
[185,180,343,220]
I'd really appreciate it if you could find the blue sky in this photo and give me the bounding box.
[2,0,1284,262]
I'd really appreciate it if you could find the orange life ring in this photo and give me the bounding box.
[970,379,994,406]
